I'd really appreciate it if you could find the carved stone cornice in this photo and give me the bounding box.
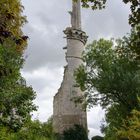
[63,27,88,45]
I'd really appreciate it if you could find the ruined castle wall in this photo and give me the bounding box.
[53,0,88,134]
[53,37,87,134]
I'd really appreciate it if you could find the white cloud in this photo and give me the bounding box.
[22,67,63,121]
[87,106,105,138]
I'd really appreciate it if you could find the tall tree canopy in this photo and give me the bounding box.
[75,27,140,109]
[75,27,140,139]
[0,0,36,132]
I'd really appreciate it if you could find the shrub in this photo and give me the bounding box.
[63,124,88,140]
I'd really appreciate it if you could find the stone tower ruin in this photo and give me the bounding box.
[53,0,88,134]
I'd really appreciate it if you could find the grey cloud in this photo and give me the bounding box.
[22,67,64,122]
[22,67,63,93]
[33,100,53,122]
[23,24,34,35]
[23,24,66,71]
[87,107,105,130]
[82,0,131,41]
[22,0,131,72]
[22,0,71,72]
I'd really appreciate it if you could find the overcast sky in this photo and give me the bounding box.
[21,0,130,138]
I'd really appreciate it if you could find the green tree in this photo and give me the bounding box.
[117,101,140,140]
[75,38,140,108]
[102,104,128,139]
[63,125,88,140]
[92,135,104,140]
[0,118,53,140]
[123,25,140,58]
[0,0,36,132]
[14,118,53,140]
[75,28,140,138]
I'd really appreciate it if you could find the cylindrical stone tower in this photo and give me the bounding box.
[53,0,88,134]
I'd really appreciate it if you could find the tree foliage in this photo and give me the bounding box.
[117,102,140,140]
[123,25,140,57]
[92,135,104,140]
[75,27,140,139]
[63,125,88,140]
[0,0,36,131]
[0,0,28,53]
[0,118,53,140]
[75,38,140,109]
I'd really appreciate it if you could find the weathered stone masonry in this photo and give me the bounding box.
[53,0,88,134]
